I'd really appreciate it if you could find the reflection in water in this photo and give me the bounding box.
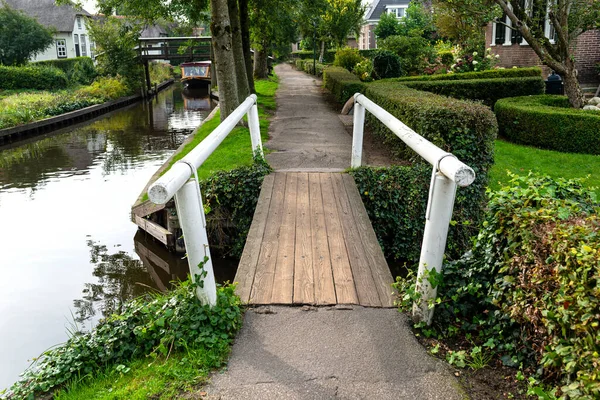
[0,83,216,390]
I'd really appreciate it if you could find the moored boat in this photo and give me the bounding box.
[180,61,211,89]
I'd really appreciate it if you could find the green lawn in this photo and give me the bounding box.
[53,343,229,400]
[490,139,600,194]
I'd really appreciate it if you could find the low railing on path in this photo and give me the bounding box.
[352,93,476,326]
[147,95,263,306]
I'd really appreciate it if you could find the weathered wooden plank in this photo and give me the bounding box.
[235,174,276,303]
[293,173,315,304]
[135,239,171,273]
[320,174,359,305]
[342,174,395,307]
[249,173,287,304]
[309,173,336,305]
[134,214,171,246]
[330,174,381,307]
[271,173,297,304]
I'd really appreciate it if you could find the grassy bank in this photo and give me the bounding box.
[490,139,600,194]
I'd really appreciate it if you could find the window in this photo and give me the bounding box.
[387,7,406,18]
[494,13,507,44]
[74,34,81,57]
[56,39,67,58]
[90,41,95,58]
[81,34,87,57]
[77,16,82,29]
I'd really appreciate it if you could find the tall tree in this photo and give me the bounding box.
[374,12,401,40]
[239,0,255,92]
[227,0,250,100]
[434,0,600,108]
[323,0,365,48]
[0,4,54,65]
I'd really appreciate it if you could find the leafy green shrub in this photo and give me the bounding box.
[410,174,600,399]
[362,81,497,260]
[295,58,305,71]
[0,65,68,90]
[202,159,272,257]
[378,35,433,75]
[303,61,324,77]
[495,95,600,154]
[322,66,366,104]
[403,76,545,107]
[76,76,131,101]
[353,58,374,82]
[32,57,97,85]
[451,49,498,72]
[358,49,378,59]
[292,50,336,63]
[149,61,173,85]
[44,98,100,116]
[7,280,243,399]
[372,50,403,79]
[437,50,454,67]
[387,67,542,82]
[333,47,364,72]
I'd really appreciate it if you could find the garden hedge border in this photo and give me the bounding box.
[322,66,365,104]
[0,65,68,90]
[402,76,545,107]
[386,67,542,82]
[495,95,600,154]
[349,82,498,262]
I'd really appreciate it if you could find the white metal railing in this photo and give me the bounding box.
[148,95,263,306]
[352,93,476,326]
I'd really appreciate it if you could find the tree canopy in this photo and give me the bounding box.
[0,4,55,65]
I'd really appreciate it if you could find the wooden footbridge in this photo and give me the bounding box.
[235,172,394,307]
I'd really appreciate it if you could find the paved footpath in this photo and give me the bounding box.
[204,64,467,400]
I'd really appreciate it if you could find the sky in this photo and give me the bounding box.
[81,0,97,13]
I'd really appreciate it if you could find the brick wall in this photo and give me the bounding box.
[485,24,600,83]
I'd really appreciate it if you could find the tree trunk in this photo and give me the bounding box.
[319,41,325,63]
[254,46,269,79]
[227,0,250,100]
[562,67,585,109]
[211,0,239,120]
[238,0,255,93]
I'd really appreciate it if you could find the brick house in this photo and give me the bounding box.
[487,16,600,83]
[359,0,411,50]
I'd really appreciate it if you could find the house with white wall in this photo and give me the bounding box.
[5,0,93,62]
[359,0,411,50]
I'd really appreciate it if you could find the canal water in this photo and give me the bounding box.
[0,84,235,390]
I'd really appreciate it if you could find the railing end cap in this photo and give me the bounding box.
[249,93,258,103]
[455,166,476,187]
[148,183,171,205]
[354,93,363,102]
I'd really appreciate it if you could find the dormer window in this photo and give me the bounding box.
[77,16,82,29]
[387,6,406,18]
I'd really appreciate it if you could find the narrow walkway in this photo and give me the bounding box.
[205,65,466,399]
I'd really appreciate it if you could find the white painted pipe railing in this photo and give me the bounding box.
[148,94,263,306]
[352,93,476,325]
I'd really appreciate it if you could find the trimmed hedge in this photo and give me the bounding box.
[0,65,68,90]
[323,66,365,104]
[292,49,377,62]
[32,57,97,85]
[402,76,545,107]
[387,67,542,82]
[357,81,498,261]
[303,61,324,77]
[295,58,305,71]
[495,95,600,154]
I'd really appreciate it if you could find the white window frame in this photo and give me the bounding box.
[77,16,82,29]
[81,34,87,57]
[386,6,407,19]
[56,39,67,58]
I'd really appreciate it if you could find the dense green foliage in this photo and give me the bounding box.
[333,47,363,72]
[388,67,543,82]
[0,4,54,66]
[148,62,173,85]
[397,174,600,399]
[322,66,365,104]
[32,58,98,85]
[378,35,432,75]
[402,76,545,107]
[202,159,273,257]
[0,65,68,90]
[292,49,377,63]
[371,50,403,79]
[495,95,600,155]
[355,82,497,261]
[374,12,401,40]
[6,281,243,399]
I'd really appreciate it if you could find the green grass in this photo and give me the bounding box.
[490,139,600,194]
[53,341,230,400]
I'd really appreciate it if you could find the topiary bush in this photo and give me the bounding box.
[410,174,600,399]
[322,66,366,104]
[372,50,403,79]
[378,35,433,75]
[386,67,542,82]
[333,47,364,72]
[495,95,600,154]
[303,61,325,77]
[402,76,545,107]
[0,65,68,90]
[295,58,305,71]
[356,81,497,261]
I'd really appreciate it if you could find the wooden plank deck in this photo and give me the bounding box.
[235,172,395,308]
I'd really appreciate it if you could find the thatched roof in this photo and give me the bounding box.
[4,0,91,32]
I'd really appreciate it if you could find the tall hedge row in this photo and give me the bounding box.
[0,65,68,90]
[351,82,498,261]
[495,95,600,154]
[387,67,542,82]
[402,76,545,107]
[32,57,97,85]
[322,66,365,104]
